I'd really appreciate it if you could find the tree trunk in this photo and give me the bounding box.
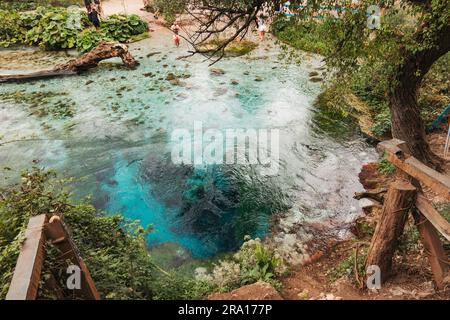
[365,180,417,283]
[387,17,450,168]
[388,78,436,165]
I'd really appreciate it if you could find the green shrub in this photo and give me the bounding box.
[377,153,396,175]
[0,1,83,11]
[151,275,215,300]
[327,246,367,282]
[398,224,420,253]
[0,7,148,52]
[102,14,148,42]
[25,6,88,49]
[0,9,29,47]
[76,28,110,53]
[195,238,285,293]
[371,108,392,137]
[271,16,340,55]
[152,0,186,24]
[75,14,149,52]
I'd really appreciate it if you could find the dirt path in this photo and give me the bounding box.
[103,0,147,17]
[102,0,166,31]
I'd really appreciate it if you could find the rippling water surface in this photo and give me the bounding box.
[0,37,376,259]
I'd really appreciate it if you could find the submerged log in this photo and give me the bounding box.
[0,42,139,83]
[0,70,77,83]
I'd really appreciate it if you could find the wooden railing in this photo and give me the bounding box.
[6,214,100,300]
[364,139,450,290]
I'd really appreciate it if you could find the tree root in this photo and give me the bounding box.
[354,188,387,203]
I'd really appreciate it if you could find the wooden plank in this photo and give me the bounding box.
[6,214,48,300]
[45,216,100,300]
[412,209,449,290]
[377,139,409,159]
[404,157,450,199]
[416,194,450,242]
[379,139,450,200]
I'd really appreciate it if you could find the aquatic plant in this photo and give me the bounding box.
[0,91,75,120]
[198,39,258,57]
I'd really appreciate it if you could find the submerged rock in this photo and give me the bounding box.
[210,68,225,76]
[213,87,228,96]
[146,51,161,57]
[165,73,176,81]
[309,77,323,83]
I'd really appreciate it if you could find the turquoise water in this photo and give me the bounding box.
[0,37,376,259]
[101,157,208,256]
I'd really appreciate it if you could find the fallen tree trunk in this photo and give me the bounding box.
[54,42,139,72]
[0,42,139,83]
[365,180,417,284]
[0,70,77,83]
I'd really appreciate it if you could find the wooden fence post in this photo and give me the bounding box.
[6,214,47,300]
[365,180,417,283]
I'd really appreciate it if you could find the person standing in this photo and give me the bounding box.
[84,0,92,12]
[257,14,267,41]
[84,0,101,29]
[94,0,104,18]
[171,20,181,47]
